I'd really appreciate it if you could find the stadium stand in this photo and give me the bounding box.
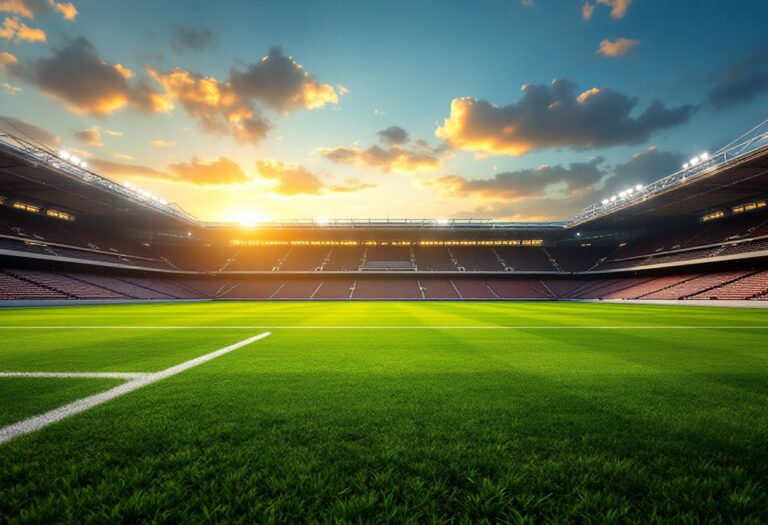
[2,125,768,304]
[272,279,323,298]
[225,246,288,271]
[451,247,505,271]
[495,247,556,271]
[452,279,497,299]
[67,273,174,299]
[420,279,460,299]
[4,269,124,299]
[324,246,365,271]
[688,270,768,300]
[413,247,456,271]
[218,279,283,299]
[279,247,329,271]
[352,278,421,299]
[487,279,553,298]
[313,279,355,298]
[0,270,69,299]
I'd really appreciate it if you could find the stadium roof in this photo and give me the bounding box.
[1,118,767,233]
[568,118,768,229]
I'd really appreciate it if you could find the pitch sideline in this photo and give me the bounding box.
[0,332,271,445]
[0,325,766,330]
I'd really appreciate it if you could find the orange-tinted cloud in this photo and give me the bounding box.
[427,159,605,201]
[256,160,324,195]
[150,139,176,148]
[89,158,166,179]
[0,0,76,20]
[0,16,46,42]
[436,79,695,156]
[148,46,339,145]
[0,50,16,67]
[329,179,377,193]
[319,144,441,174]
[582,0,632,20]
[256,160,377,195]
[229,46,338,113]
[598,38,639,57]
[92,156,249,186]
[319,126,443,174]
[74,125,102,146]
[148,67,269,144]
[168,157,249,185]
[0,0,43,18]
[49,0,76,20]
[6,37,170,116]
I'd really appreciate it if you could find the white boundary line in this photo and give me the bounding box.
[0,325,766,330]
[0,372,148,379]
[0,331,271,445]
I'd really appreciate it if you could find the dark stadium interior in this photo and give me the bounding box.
[2,132,768,303]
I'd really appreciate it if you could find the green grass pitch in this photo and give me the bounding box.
[0,301,767,523]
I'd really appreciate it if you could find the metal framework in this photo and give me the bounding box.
[204,218,565,230]
[3,116,768,231]
[0,131,198,223]
[567,118,768,227]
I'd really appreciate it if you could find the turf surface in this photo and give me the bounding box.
[0,301,767,523]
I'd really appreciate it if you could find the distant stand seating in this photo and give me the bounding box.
[323,247,365,271]
[362,260,414,271]
[352,279,421,299]
[451,247,505,271]
[598,210,768,270]
[3,266,768,301]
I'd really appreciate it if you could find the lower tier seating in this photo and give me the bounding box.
[2,268,768,301]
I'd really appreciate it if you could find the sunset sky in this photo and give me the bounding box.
[1,0,767,222]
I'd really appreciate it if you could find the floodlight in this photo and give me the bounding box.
[700,152,709,160]
[683,163,689,169]
[80,161,87,169]
[635,184,643,191]
[690,157,699,166]
[59,150,70,160]
[601,199,609,205]
[610,196,617,202]
[70,155,81,165]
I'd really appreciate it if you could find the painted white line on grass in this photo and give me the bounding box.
[0,372,148,379]
[0,331,271,445]
[0,325,767,330]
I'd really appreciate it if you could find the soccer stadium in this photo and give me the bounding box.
[1,1,768,523]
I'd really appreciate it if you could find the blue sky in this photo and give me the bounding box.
[1,0,767,222]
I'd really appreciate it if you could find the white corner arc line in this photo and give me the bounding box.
[0,372,148,380]
[0,331,271,445]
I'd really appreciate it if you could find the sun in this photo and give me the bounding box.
[228,208,272,227]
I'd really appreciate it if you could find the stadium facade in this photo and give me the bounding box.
[1,122,768,302]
